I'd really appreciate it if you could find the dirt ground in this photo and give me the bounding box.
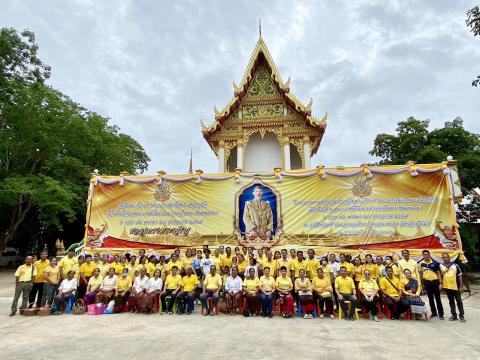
[0,269,479,360]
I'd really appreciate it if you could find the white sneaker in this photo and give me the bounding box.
[373,315,379,322]
[330,315,334,319]
[304,314,309,319]
[320,314,324,319]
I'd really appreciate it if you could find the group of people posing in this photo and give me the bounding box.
[9,246,466,323]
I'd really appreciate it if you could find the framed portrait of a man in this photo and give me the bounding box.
[234,181,283,249]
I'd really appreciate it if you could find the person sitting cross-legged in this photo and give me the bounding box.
[53,270,77,315]
[359,269,380,321]
[200,265,223,316]
[177,267,199,315]
[224,267,243,314]
[161,266,182,314]
[380,266,407,320]
[335,266,357,321]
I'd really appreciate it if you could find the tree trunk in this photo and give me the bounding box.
[0,195,32,258]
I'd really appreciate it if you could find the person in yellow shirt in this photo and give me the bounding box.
[177,267,199,315]
[42,257,60,306]
[363,254,379,280]
[181,249,194,274]
[419,249,444,319]
[114,268,133,313]
[110,254,124,276]
[440,253,465,322]
[145,256,157,277]
[243,267,260,316]
[335,266,357,320]
[236,253,247,279]
[98,255,110,278]
[84,268,102,304]
[10,255,37,316]
[320,257,334,284]
[166,254,182,275]
[398,249,420,281]
[291,250,307,281]
[276,249,291,279]
[29,250,50,308]
[212,249,223,271]
[58,249,78,280]
[380,266,407,319]
[155,255,167,280]
[376,255,385,278]
[338,254,354,277]
[161,265,182,314]
[221,247,233,269]
[262,251,277,279]
[352,257,364,287]
[295,269,315,318]
[359,269,380,321]
[305,249,320,280]
[259,267,276,317]
[385,256,400,278]
[312,268,334,318]
[201,265,223,316]
[78,254,96,298]
[276,266,294,317]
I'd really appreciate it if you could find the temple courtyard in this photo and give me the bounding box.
[0,269,479,360]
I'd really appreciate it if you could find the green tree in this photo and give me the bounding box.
[370,116,480,191]
[0,28,150,256]
[466,5,480,86]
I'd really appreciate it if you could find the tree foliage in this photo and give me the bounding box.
[0,28,150,256]
[466,6,480,86]
[370,116,480,191]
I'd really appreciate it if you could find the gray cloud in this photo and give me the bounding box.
[1,0,479,173]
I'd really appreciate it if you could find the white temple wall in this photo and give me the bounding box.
[245,132,282,172]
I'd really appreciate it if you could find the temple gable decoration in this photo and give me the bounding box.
[201,35,327,172]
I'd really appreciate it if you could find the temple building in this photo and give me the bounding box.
[201,33,327,173]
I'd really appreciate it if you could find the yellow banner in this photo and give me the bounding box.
[84,164,461,257]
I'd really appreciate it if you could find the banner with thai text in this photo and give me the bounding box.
[84,163,462,257]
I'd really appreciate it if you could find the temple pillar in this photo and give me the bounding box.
[237,139,244,169]
[218,140,225,172]
[303,136,311,169]
[283,137,291,171]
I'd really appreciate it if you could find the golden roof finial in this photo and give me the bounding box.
[188,148,193,174]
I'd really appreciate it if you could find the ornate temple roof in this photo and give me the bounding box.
[201,35,327,156]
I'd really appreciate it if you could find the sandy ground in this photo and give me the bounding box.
[0,269,479,360]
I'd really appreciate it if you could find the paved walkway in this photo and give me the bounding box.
[0,270,479,359]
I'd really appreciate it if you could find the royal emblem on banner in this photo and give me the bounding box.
[351,176,372,197]
[154,182,172,202]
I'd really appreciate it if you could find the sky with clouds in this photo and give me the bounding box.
[2,0,479,174]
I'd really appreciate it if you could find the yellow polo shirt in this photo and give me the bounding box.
[116,276,133,292]
[335,276,355,295]
[419,259,439,281]
[362,264,379,280]
[313,277,332,293]
[155,263,167,278]
[80,262,96,277]
[320,264,333,280]
[182,274,199,292]
[243,277,260,292]
[236,261,247,274]
[440,263,462,291]
[15,264,37,282]
[44,265,60,284]
[181,256,193,271]
[259,275,276,292]
[262,260,277,276]
[221,256,233,269]
[291,259,307,278]
[276,259,291,277]
[339,262,354,276]
[166,260,182,273]
[204,273,222,291]
[33,259,50,283]
[58,256,78,276]
[275,276,293,291]
[165,274,183,290]
[99,263,111,278]
[212,256,222,270]
[359,278,379,294]
[305,258,320,280]
[145,262,156,277]
[353,265,363,282]
[87,275,103,291]
[380,276,402,297]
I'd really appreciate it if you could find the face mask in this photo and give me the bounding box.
[122,273,128,278]
[386,259,392,264]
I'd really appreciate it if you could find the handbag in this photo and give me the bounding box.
[72,299,86,315]
[320,291,332,299]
